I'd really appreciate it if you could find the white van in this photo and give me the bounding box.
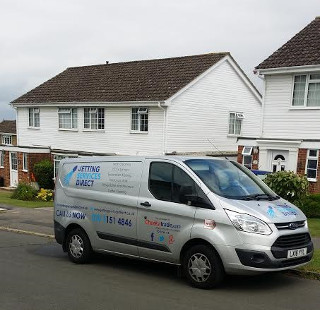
[54,156,313,288]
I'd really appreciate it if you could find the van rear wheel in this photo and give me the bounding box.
[66,228,92,264]
[182,244,224,289]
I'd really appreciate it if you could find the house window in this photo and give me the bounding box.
[228,112,243,135]
[2,135,12,145]
[242,147,253,169]
[84,108,104,130]
[306,149,319,180]
[292,74,320,107]
[131,108,148,132]
[0,150,4,167]
[53,154,78,178]
[29,108,40,127]
[22,153,28,171]
[58,108,77,129]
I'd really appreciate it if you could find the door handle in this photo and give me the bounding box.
[140,201,151,207]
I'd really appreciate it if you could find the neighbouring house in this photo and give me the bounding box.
[0,119,51,187]
[8,52,261,187]
[238,17,320,193]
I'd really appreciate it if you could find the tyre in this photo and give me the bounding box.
[182,244,224,289]
[66,228,92,264]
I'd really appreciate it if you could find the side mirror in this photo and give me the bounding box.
[179,186,213,209]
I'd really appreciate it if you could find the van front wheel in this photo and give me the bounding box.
[66,228,92,264]
[182,244,224,289]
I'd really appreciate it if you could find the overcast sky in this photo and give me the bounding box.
[0,0,319,119]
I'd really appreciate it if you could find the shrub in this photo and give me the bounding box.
[11,183,38,201]
[36,188,54,202]
[33,160,54,189]
[297,194,320,218]
[263,171,309,204]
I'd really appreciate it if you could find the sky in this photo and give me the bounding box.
[0,0,319,120]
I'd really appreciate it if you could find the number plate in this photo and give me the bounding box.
[287,248,307,259]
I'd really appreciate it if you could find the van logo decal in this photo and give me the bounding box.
[63,166,78,186]
[276,205,297,216]
[267,206,276,218]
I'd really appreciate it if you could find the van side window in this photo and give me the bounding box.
[149,162,212,208]
[149,162,173,201]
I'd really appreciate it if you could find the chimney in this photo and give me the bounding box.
[106,61,109,64]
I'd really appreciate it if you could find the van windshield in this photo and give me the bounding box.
[184,159,278,201]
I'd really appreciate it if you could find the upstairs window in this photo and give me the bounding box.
[228,112,243,135]
[58,108,77,129]
[84,108,104,130]
[131,107,148,132]
[292,74,320,107]
[306,149,319,181]
[29,108,40,127]
[2,135,12,145]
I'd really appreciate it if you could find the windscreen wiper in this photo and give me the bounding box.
[242,194,280,201]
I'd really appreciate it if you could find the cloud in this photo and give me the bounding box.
[0,0,319,119]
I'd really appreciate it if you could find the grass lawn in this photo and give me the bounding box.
[299,250,320,275]
[0,190,53,208]
[308,218,320,237]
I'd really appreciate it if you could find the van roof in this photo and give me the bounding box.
[60,155,228,163]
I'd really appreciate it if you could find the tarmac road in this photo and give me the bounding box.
[0,230,320,310]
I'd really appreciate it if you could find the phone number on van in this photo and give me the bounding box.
[91,214,132,227]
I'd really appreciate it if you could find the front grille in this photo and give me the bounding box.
[273,233,311,248]
[275,221,305,230]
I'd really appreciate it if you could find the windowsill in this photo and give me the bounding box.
[58,128,79,132]
[28,127,40,130]
[130,130,148,134]
[307,178,317,183]
[227,134,241,137]
[289,107,320,110]
[0,166,4,169]
[22,169,28,173]
[82,129,105,133]
[2,144,13,146]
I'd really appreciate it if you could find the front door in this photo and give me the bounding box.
[137,160,198,263]
[10,152,18,187]
[271,150,289,172]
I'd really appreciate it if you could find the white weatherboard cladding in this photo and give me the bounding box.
[166,60,262,153]
[16,106,164,155]
[263,74,320,139]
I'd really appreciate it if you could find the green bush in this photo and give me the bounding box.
[11,183,38,201]
[297,194,320,218]
[263,171,309,204]
[33,160,54,190]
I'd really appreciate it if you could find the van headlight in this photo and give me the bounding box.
[224,209,272,235]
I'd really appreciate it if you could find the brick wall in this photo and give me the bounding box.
[297,148,320,194]
[18,153,51,184]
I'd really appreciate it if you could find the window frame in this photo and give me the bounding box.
[58,108,78,130]
[22,153,28,172]
[0,150,4,168]
[29,108,40,128]
[131,107,149,133]
[2,134,12,145]
[291,74,320,108]
[228,111,243,136]
[305,149,319,182]
[83,108,105,130]
[53,154,78,179]
[148,161,213,208]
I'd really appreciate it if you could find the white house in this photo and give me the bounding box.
[238,17,320,193]
[9,52,261,186]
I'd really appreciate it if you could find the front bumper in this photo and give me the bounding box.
[235,247,313,269]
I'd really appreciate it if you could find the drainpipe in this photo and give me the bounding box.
[257,73,265,137]
[158,102,167,155]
